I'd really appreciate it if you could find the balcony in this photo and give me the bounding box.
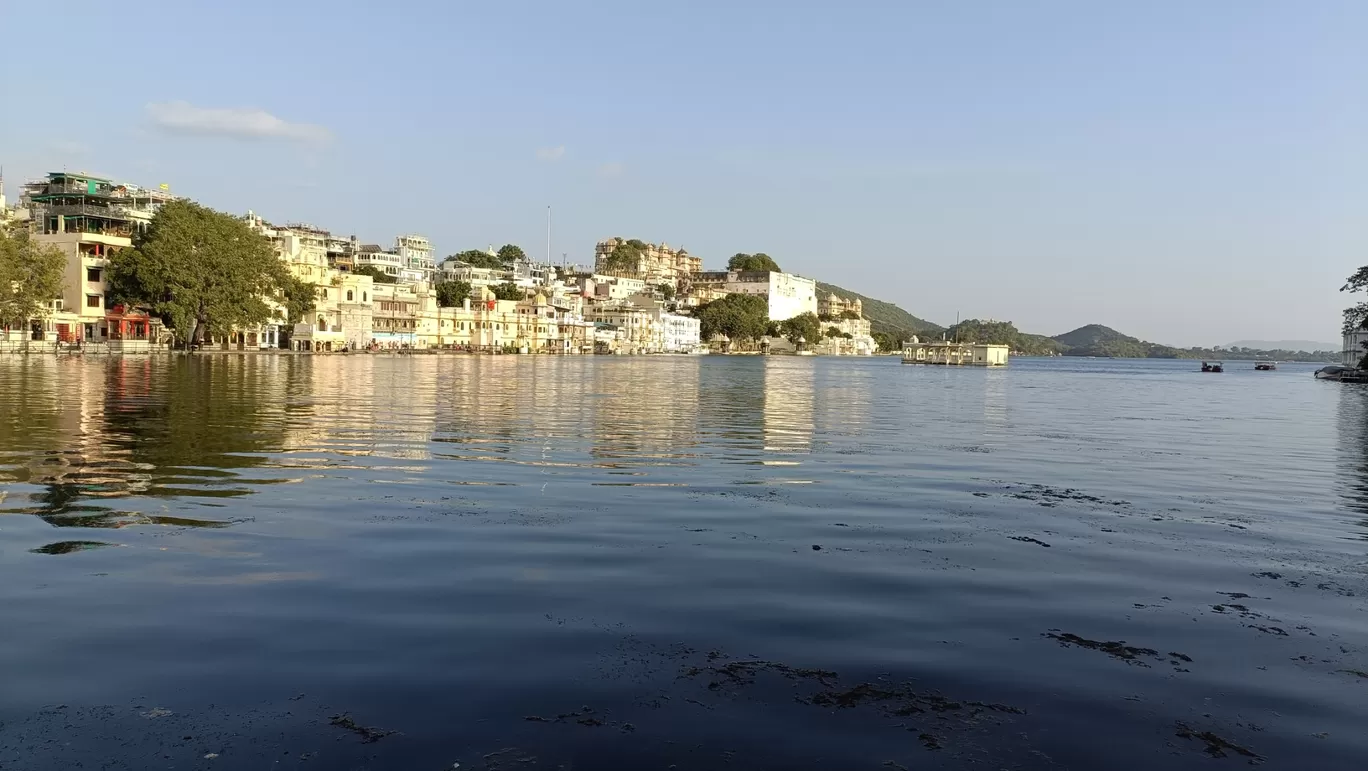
[40,204,136,222]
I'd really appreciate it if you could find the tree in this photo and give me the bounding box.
[728,252,781,272]
[351,264,397,284]
[698,293,769,344]
[1342,265,1368,335]
[839,309,861,320]
[657,282,677,301]
[779,312,821,346]
[106,200,289,347]
[872,331,899,353]
[450,249,502,270]
[825,325,842,338]
[0,230,66,330]
[491,282,524,301]
[436,279,472,308]
[602,241,645,274]
[496,244,527,264]
[280,274,317,328]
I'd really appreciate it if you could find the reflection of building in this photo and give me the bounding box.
[690,270,817,321]
[762,357,815,454]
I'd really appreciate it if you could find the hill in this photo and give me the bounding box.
[1051,324,1138,349]
[815,281,942,339]
[1225,340,1337,353]
[1047,325,1334,361]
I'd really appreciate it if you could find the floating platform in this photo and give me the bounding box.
[902,341,1009,366]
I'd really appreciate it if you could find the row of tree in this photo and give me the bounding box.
[449,244,527,270]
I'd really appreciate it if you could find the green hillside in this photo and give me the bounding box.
[1047,324,1333,361]
[815,281,943,339]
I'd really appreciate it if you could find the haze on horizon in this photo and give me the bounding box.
[1,0,1362,348]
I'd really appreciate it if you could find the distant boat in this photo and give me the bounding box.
[1254,360,1277,371]
[1201,361,1224,373]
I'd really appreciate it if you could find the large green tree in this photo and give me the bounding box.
[491,282,524,301]
[351,264,397,284]
[436,279,473,307]
[497,244,527,264]
[107,200,290,346]
[728,252,781,272]
[0,230,66,329]
[779,311,821,346]
[602,240,649,274]
[450,249,503,270]
[698,293,769,344]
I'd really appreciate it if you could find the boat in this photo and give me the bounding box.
[1201,361,1224,373]
[1314,365,1363,381]
[1254,360,1277,371]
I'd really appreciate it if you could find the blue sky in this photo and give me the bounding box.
[2,0,1363,346]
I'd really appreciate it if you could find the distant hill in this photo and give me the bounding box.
[1046,324,1335,362]
[1224,340,1337,353]
[1051,324,1139,349]
[815,281,943,338]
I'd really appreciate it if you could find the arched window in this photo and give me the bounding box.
[346,290,354,301]
[362,292,368,302]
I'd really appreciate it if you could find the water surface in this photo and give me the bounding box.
[0,355,1363,769]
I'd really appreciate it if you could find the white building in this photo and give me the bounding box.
[1342,328,1368,367]
[656,309,702,353]
[355,244,423,283]
[395,235,435,280]
[692,270,817,321]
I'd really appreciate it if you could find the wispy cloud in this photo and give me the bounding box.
[48,140,91,156]
[146,101,331,142]
[597,162,625,178]
[536,145,566,161]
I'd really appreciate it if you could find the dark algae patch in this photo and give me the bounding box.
[1174,722,1263,761]
[1045,631,1193,670]
[1009,535,1052,547]
[28,540,114,555]
[329,713,396,743]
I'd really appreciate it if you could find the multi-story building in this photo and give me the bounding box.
[593,238,701,284]
[813,316,876,356]
[22,172,173,346]
[354,244,409,281]
[326,234,357,272]
[371,283,421,347]
[395,235,434,281]
[691,270,817,322]
[818,292,863,319]
[582,293,700,353]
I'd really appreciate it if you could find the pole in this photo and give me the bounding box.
[546,205,552,267]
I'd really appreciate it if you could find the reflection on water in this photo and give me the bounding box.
[0,355,1365,770]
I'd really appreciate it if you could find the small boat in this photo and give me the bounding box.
[1254,360,1277,371]
[1201,361,1224,373]
[1315,365,1358,381]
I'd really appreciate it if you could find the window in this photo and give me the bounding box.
[346,290,353,301]
[86,294,102,309]
[86,268,102,283]
[362,292,367,302]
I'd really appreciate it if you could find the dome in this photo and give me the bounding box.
[533,291,548,306]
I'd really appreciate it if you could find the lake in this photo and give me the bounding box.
[0,354,1363,770]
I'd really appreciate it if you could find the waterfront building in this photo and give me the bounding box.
[593,238,701,284]
[1342,328,1368,368]
[902,338,1009,366]
[813,316,876,356]
[690,270,817,322]
[371,282,421,347]
[21,172,174,344]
